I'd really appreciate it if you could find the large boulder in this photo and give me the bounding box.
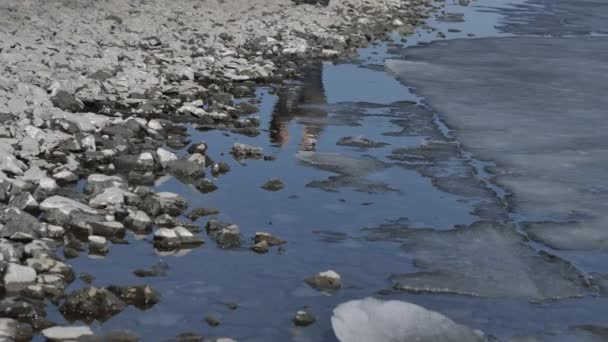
[39,196,104,227]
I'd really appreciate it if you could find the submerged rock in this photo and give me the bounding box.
[331,298,483,342]
[133,262,169,278]
[106,285,160,309]
[204,314,220,327]
[231,143,263,159]
[254,232,286,246]
[305,270,342,292]
[261,179,284,191]
[250,240,269,254]
[336,136,389,148]
[187,208,219,221]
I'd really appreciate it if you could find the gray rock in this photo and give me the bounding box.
[0,318,18,341]
[60,287,127,322]
[140,192,187,217]
[124,209,152,232]
[167,155,205,178]
[85,174,127,195]
[9,192,38,213]
[261,179,284,191]
[26,256,73,281]
[3,263,37,290]
[88,235,109,255]
[156,147,178,168]
[42,325,94,341]
[153,226,203,249]
[39,195,103,226]
[187,142,208,155]
[187,208,219,221]
[205,220,241,248]
[254,232,286,246]
[33,177,59,201]
[89,221,125,238]
[193,178,217,193]
[305,270,342,292]
[231,143,263,159]
[51,90,85,112]
[88,187,129,208]
[331,298,483,342]
[106,284,160,309]
[0,208,43,241]
[52,170,78,184]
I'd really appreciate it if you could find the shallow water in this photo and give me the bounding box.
[43,0,608,340]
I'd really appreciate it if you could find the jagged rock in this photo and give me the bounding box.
[85,174,126,195]
[51,90,85,112]
[0,208,44,241]
[106,284,160,309]
[140,192,187,217]
[9,192,38,214]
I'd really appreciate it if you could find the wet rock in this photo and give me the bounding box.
[133,262,169,278]
[60,287,126,322]
[0,297,49,328]
[305,270,342,292]
[187,208,219,221]
[106,285,160,309]
[124,209,152,232]
[231,143,263,159]
[26,257,73,282]
[193,178,218,193]
[88,236,109,255]
[336,136,388,148]
[204,314,220,327]
[254,232,286,246]
[390,222,591,299]
[261,179,284,191]
[140,192,187,217]
[205,220,241,248]
[331,298,484,342]
[293,310,316,327]
[51,90,85,112]
[0,318,30,341]
[89,221,125,238]
[33,177,59,201]
[104,329,140,342]
[89,187,130,208]
[42,325,95,341]
[153,227,203,249]
[251,240,269,254]
[4,263,37,290]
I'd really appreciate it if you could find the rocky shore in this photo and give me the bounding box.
[0,0,431,340]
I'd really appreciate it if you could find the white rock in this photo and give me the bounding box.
[147,119,163,131]
[4,263,37,286]
[41,326,94,341]
[156,148,178,168]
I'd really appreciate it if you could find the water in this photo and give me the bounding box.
[45,0,608,340]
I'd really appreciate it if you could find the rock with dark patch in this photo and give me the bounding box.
[204,314,220,327]
[88,236,109,255]
[51,91,85,112]
[251,240,269,254]
[261,179,284,191]
[140,192,188,217]
[106,285,160,309]
[59,287,126,322]
[89,221,125,238]
[211,162,231,176]
[9,192,39,214]
[84,174,127,195]
[124,210,152,232]
[133,262,169,278]
[0,297,49,328]
[205,220,241,248]
[187,142,208,155]
[305,270,342,292]
[193,178,218,193]
[167,154,206,178]
[187,208,219,221]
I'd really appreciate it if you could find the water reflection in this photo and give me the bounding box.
[270,64,327,151]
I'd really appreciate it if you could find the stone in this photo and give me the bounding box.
[106,284,160,309]
[332,298,483,342]
[89,221,126,238]
[186,142,208,155]
[305,270,342,292]
[254,232,286,246]
[0,318,18,340]
[3,263,37,289]
[204,314,220,327]
[251,240,269,254]
[205,220,241,248]
[89,187,130,208]
[52,170,79,184]
[156,147,178,168]
[187,208,219,221]
[231,143,263,159]
[140,192,188,217]
[193,178,217,193]
[51,90,85,112]
[133,262,169,278]
[33,177,59,201]
[293,310,316,327]
[60,287,127,322]
[211,162,231,176]
[85,174,126,195]
[261,179,284,191]
[9,192,39,213]
[39,195,103,227]
[124,210,152,232]
[0,208,43,241]
[42,326,94,341]
[153,227,203,249]
[88,235,109,255]
[167,155,205,178]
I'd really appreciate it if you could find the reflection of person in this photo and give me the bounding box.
[269,64,328,151]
